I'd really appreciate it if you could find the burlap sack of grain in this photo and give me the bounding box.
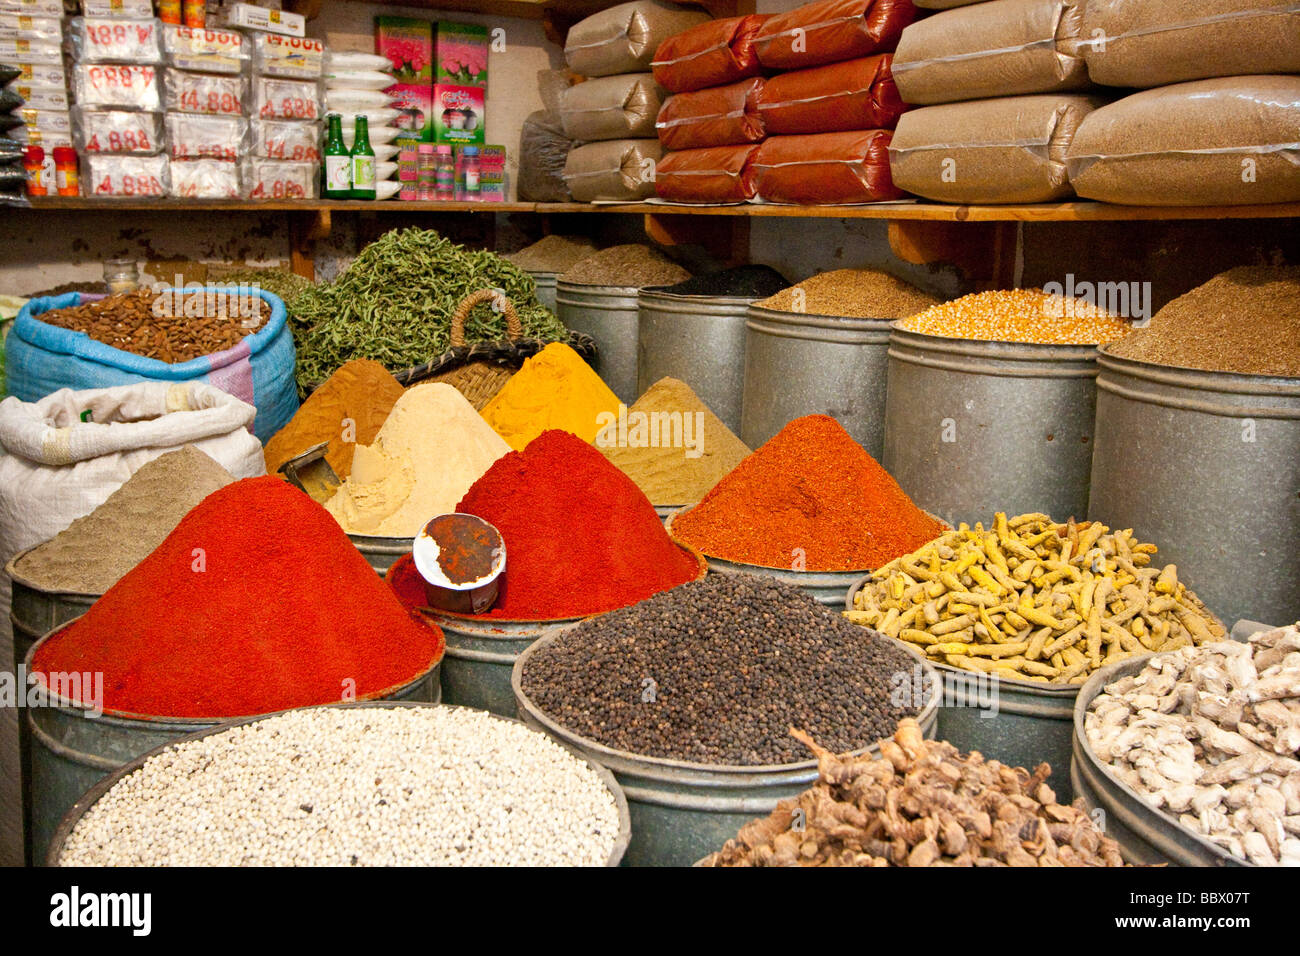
[890,93,1105,203]
[656,144,760,203]
[561,73,665,142]
[754,0,915,71]
[652,14,768,93]
[519,110,578,202]
[758,54,907,135]
[565,0,710,78]
[564,138,664,201]
[893,0,1090,106]
[656,78,765,151]
[1081,0,1300,89]
[1067,76,1300,207]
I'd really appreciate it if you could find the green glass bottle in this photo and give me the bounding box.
[322,113,351,199]
[349,115,376,201]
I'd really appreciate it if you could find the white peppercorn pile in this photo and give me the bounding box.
[56,707,622,867]
[521,573,925,765]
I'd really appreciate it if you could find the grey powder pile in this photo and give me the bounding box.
[12,446,235,594]
[521,573,925,765]
[559,244,691,288]
[505,235,598,273]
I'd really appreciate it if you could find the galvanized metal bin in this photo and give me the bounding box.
[347,533,410,574]
[44,701,631,868]
[741,305,894,456]
[556,281,640,403]
[1088,350,1300,626]
[528,271,560,312]
[513,629,941,867]
[637,289,750,434]
[883,327,1101,528]
[24,625,442,867]
[1071,654,1248,867]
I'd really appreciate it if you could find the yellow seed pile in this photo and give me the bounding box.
[845,513,1225,685]
[896,289,1132,345]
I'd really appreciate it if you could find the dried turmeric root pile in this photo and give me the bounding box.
[845,512,1225,684]
[700,719,1124,867]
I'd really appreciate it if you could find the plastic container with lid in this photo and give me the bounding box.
[53,147,79,197]
[23,146,46,196]
[417,143,435,200]
[435,144,454,201]
[459,145,480,201]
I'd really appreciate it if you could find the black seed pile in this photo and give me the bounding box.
[520,573,924,766]
[649,265,790,299]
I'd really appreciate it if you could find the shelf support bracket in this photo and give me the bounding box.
[288,208,331,281]
[889,219,1019,288]
[644,212,750,265]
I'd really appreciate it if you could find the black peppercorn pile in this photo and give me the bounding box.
[520,573,924,766]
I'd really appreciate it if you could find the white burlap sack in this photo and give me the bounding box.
[0,381,265,865]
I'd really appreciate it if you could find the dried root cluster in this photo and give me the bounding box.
[847,512,1225,684]
[701,719,1123,867]
[1087,623,1300,866]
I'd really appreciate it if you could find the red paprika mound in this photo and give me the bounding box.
[390,429,701,620]
[31,476,444,719]
[670,415,943,572]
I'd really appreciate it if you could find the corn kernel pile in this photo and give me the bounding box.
[896,289,1132,345]
[845,513,1225,684]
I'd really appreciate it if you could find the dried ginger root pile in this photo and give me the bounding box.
[1086,623,1300,866]
[846,512,1225,684]
[700,719,1123,867]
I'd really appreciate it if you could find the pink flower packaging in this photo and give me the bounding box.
[434,21,488,88]
[376,15,434,141]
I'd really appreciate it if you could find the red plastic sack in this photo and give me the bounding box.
[656,78,765,151]
[656,144,759,203]
[753,129,901,204]
[758,54,906,135]
[651,14,769,93]
[754,0,915,71]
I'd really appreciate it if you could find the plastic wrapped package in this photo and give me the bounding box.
[753,129,902,204]
[656,78,764,151]
[74,107,163,154]
[892,0,1089,106]
[889,93,1102,203]
[655,144,759,203]
[81,0,154,16]
[166,112,248,160]
[253,34,325,79]
[1081,0,1300,89]
[9,111,72,147]
[74,63,161,110]
[165,69,246,115]
[255,76,321,120]
[11,85,68,110]
[246,158,317,199]
[0,0,62,12]
[758,54,906,135]
[651,14,768,93]
[324,87,396,113]
[0,14,60,42]
[565,0,710,78]
[252,119,320,162]
[323,70,393,91]
[324,50,392,73]
[0,39,61,65]
[563,138,662,201]
[163,24,247,74]
[85,152,168,196]
[169,157,241,198]
[70,17,163,63]
[518,109,576,202]
[560,73,663,142]
[7,62,65,89]
[753,0,915,71]
[1066,76,1300,207]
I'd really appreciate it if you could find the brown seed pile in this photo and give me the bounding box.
[36,288,270,364]
[756,269,940,319]
[505,235,598,273]
[558,244,691,288]
[1107,265,1300,377]
[701,718,1125,867]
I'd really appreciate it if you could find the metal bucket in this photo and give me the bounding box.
[528,271,560,312]
[1088,350,1300,626]
[637,289,749,434]
[844,573,1081,800]
[741,305,893,456]
[514,629,941,867]
[556,281,640,403]
[45,701,631,868]
[347,533,410,574]
[429,542,709,716]
[883,327,1100,528]
[24,623,442,867]
[1071,654,1248,866]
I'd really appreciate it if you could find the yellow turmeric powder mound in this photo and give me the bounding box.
[263,359,405,479]
[482,342,621,451]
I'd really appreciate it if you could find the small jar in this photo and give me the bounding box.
[22,146,46,196]
[417,143,436,201]
[53,147,79,197]
[183,0,204,27]
[103,259,140,294]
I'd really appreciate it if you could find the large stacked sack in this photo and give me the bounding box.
[652,1,914,206]
[889,0,1105,203]
[561,0,708,201]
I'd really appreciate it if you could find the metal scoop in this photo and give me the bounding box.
[276,441,341,503]
[413,513,507,615]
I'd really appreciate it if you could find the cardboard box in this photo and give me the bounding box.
[433,21,487,89]
[224,2,303,37]
[432,83,483,146]
[375,16,432,141]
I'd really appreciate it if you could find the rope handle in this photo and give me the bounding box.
[450,289,521,348]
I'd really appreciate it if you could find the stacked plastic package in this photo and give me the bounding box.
[2,0,72,197]
[323,49,397,199]
[652,0,913,205]
[560,0,708,202]
[248,31,322,199]
[163,21,248,197]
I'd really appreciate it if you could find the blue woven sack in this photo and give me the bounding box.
[7,286,298,443]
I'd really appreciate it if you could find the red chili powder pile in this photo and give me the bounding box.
[32,476,444,719]
[389,429,700,619]
[670,415,943,572]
